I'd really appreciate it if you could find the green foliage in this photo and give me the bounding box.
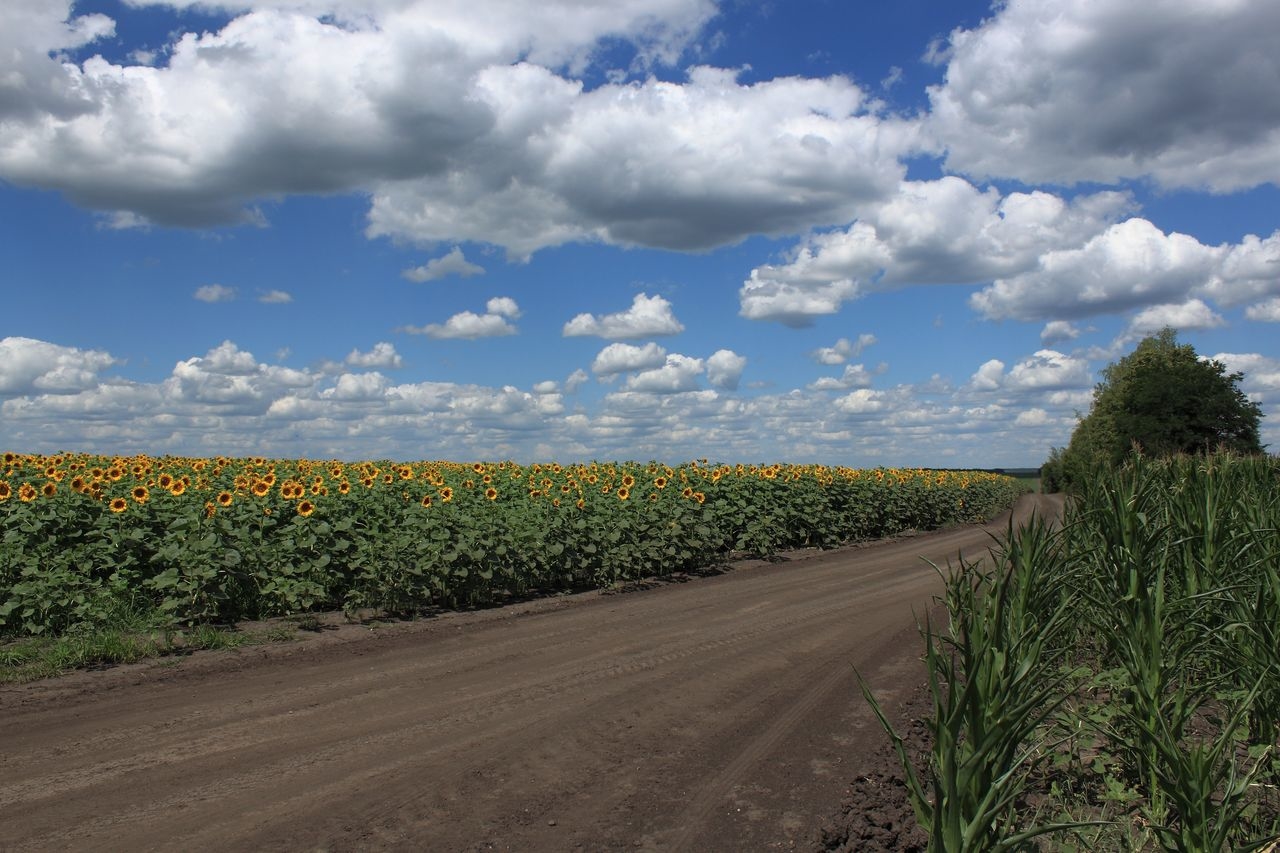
[865,453,1280,850]
[1,455,1023,639]
[1044,329,1263,492]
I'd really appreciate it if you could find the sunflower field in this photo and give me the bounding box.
[0,452,1022,637]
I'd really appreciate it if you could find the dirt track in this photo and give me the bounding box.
[0,494,1061,852]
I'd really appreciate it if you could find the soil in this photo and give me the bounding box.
[0,493,1061,852]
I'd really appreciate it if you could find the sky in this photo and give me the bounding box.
[2,0,1279,467]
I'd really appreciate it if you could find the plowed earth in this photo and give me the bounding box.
[0,494,1061,852]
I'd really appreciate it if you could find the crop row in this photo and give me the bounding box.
[865,452,1280,850]
[0,452,1022,637]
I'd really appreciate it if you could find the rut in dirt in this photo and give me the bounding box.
[0,493,1060,852]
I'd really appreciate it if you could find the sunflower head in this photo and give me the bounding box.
[297,500,315,517]
[109,497,128,513]
[217,491,233,507]
[484,487,498,501]
[132,485,150,504]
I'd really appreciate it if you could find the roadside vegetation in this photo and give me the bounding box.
[1,455,1022,679]
[865,330,1277,850]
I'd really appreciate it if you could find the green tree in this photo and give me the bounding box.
[1046,329,1263,491]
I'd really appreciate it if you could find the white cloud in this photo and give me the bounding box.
[927,0,1280,191]
[1014,408,1051,427]
[0,336,117,396]
[1040,321,1081,346]
[258,289,293,304]
[591,342,668,376]
[809,364,874,391]
[741,177,1129,324]
[625,354,704,393]
[485,296,521,318]
[1246,297,1280,323]
[401,247,485,282]
[705,349,747,390]
[970,359,1005,392]
[971,219,1221,322]
[401,297,521,339]
[563,293,685,339]
[345,342,402,369]
[0,335,1133,469]
[1005,350,1092,391]
[1126,299,1226,338]
[194,284,237,303]
[833,388,885,414]
[811,334,877,365]
[0,3,919,256]
[1211,353,1280,393]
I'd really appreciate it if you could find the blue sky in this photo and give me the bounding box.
[2,0,1278,466]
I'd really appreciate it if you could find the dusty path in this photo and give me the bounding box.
[0,493,1062,852]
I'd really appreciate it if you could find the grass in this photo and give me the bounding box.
[1,616,298,684]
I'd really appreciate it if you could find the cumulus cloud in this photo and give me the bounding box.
[0,335,1179,469]
[1211,353,1280,393]
[1040,321,1081,346]
[1246,297,1280,323]
[927,0,1280,191]
[401,247,485,282]
[401,297,521,339]
[0,336,117,396]
[563,293,685,339]
[1126,299,1226,338]
[809,364,874,391]
[258,289,293,304]
[0,2,918,256]
[811,334,877,365]
[705,349,747,390]
[968,349,1091,393]
[741,177,1129,324]
[625,354,704,393]
[970,219,1221,322]
[194,284,237,303]
[345,342,402,369]
[591,342,668,376]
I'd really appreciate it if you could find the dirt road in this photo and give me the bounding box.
[0,494,1061,852]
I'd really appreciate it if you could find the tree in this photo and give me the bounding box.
[1044,328,1263,490]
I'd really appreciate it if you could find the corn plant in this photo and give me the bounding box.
[860,514,1097,851]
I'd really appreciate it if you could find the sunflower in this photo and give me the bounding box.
[472,462,485,474]
[681,487,694,499]
[297,500,315,517]
[693,492,705,504]
[439,486,454,503]
[42,481,57,497]
[616,486,630,501]
[338,480,351,495]
[0,482,11,501]
[18,483,37,502]
[420,495,433,508]
[484,487,498,501]
[252,480,271,497]
[132,485,150,504]
[158,473,174,489]
[621,474,635,489]
[217,491,233,507]
[109,497,128,513]
[653,476,667,489]
[169,480,186,496]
